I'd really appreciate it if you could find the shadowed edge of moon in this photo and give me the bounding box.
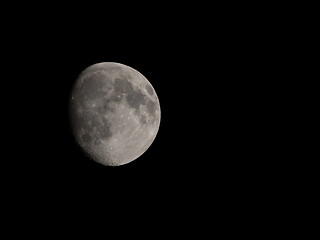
[69,62,160,166]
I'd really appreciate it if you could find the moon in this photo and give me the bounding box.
[69,62,161,166]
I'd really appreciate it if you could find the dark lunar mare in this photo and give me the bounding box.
[113,77,158,123]
[114,77,148,112]
[114,77,133,94]
[126,90,146,111]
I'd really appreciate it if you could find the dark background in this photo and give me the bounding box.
[2,3,287,236]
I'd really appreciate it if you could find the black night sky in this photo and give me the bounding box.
[2,3,279,235]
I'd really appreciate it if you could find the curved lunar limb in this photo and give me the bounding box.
[69,62,160,166]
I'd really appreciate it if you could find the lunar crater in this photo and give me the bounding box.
[146,99,156,116]
[69,62,160,166]
[145,85,154,95]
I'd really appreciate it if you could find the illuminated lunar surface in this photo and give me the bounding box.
[69,62,160,166]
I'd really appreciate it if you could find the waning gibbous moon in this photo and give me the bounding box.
[69,62,161,166]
